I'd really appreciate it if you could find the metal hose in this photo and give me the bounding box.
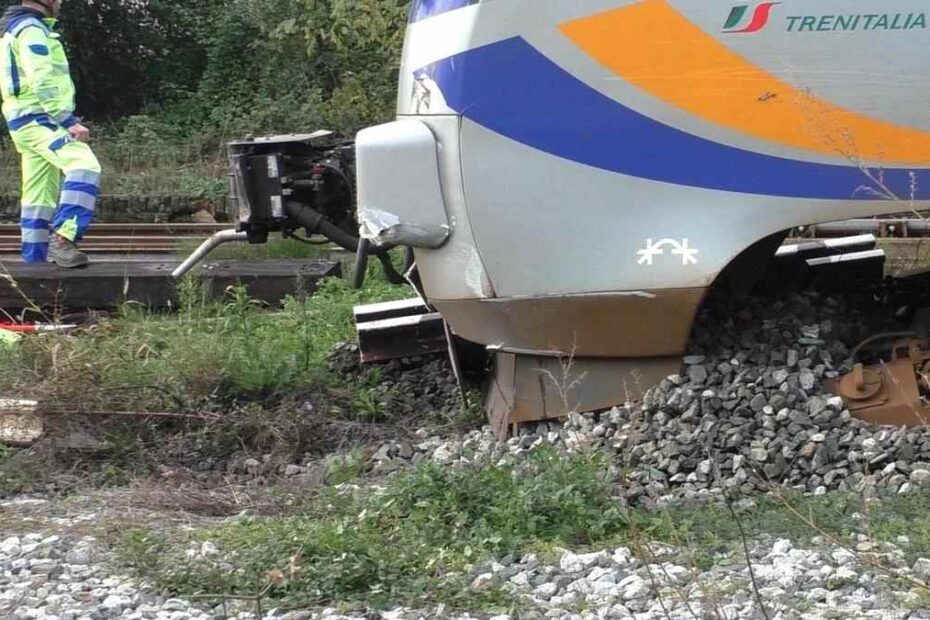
[352,238,371,289]
[171,229,248,279]
[284,201,406,286]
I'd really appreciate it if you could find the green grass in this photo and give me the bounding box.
[0,246,489,498]
[650,489,930,567]
[323,449,367,486]
[115,449,930,612]
[174,237,345,262]
[0,261,408,409]
[0,260,424,495]
[117,446,626,612]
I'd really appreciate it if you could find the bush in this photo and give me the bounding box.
[192,0,408,136]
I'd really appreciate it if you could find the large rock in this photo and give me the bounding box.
[913,558,930,581]
[560,551,608,574]
[617,574,650,600]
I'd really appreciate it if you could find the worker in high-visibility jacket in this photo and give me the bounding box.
[0,0,99,268]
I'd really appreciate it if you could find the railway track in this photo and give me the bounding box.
[0,218,928,254]
[0,221,925,278]
[0,223,232,255]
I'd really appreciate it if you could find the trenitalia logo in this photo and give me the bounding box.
[723,2,780,33]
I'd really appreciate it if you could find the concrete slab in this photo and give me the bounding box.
[0,259,341,311]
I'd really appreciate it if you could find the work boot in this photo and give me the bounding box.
[48,234,89,269]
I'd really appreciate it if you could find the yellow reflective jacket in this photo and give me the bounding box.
[0,7,77,132]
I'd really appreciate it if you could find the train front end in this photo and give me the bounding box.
[355,0,930,432]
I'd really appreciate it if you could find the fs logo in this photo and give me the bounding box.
[723,2,780,33]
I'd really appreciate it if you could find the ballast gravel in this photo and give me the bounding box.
[371,290,930,507]
[3,522,929,619]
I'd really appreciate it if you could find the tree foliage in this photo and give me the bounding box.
[59,0,219,118]
[55,0,410,133]
[195,0,409,134]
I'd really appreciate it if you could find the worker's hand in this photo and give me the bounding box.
[68,124,91,143]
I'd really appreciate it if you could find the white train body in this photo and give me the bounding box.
[356,0,930,425]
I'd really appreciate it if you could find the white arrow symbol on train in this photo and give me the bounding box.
[637,239,699,266]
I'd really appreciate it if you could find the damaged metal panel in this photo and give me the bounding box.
[356,313,448,363]
[354,297,448,363]
[359,208,450,248]
[432,288,707,358]
[356,120,451,249]
[354,297,431,323]
[486,352,682,438]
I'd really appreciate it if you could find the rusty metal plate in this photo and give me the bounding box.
[828,357,930,426]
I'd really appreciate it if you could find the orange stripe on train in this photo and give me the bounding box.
[560,0,930,166]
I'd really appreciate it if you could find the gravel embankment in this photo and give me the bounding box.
[369,291,930,507]
[4,520,930,619]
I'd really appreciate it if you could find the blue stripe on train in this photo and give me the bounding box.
[424,36,930,200]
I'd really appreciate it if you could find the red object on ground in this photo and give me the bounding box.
[0,323,78,333]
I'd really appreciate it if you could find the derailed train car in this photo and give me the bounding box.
[354,0,930,431]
